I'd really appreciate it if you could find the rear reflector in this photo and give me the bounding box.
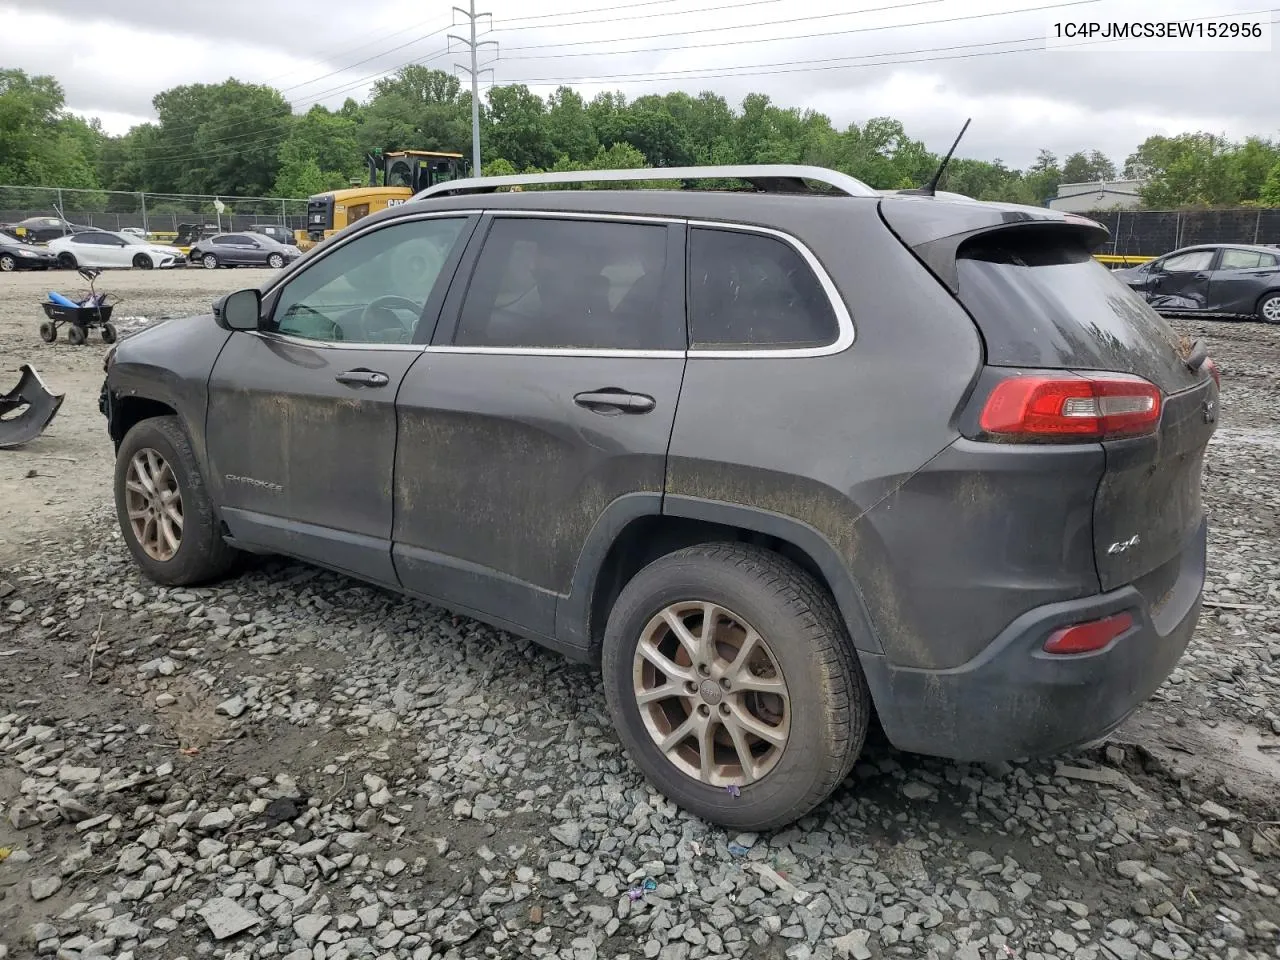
[1203,357,1221,389]
[979,372,1162,441]
[1043,612,1133,655]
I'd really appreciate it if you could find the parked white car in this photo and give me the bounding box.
[47,230,187,270]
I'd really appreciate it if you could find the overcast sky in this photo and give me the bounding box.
[2,0,1276,171]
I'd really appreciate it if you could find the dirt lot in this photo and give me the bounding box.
[0,269,252,566]
[1,268,1279,960]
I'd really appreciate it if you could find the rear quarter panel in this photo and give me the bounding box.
[665,200,985,658]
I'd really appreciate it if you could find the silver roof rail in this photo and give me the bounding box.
[412,164,878,200]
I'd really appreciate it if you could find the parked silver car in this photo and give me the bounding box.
[189,232,303,270]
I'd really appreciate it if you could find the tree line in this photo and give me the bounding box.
[4,65,1280,208]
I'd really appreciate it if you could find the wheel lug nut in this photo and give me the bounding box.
[698,704,710,716]
[697,663,709,676]
[684,681,697,694]
[719,703,730,715]
[720,678,731,689]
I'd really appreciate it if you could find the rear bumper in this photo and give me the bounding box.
[860,516,1206,761]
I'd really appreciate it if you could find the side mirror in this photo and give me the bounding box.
[214,288,263,331]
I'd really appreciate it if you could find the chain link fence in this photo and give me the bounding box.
[0,185,310,239]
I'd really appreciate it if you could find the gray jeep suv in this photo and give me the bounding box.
[99,164,1219,830]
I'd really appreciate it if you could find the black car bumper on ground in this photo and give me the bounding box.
[860,517,1206,761]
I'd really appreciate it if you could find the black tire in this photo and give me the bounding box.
[39,321,57,343]
[0,253,15,272]
[67,324,87,345]
[56,252,77,269]
[101,322,117,344]
[267,253,284,269]
[601,542,870,830]
[133,253,153,270]
[113,416,240,586]
[202,253,218,269]
[1257,292,1280,325]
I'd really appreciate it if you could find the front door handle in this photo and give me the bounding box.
[335,368,389,387]
[574,389,656,414]
[1192,272,1210,280]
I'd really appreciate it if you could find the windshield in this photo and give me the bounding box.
[119,233,149,245]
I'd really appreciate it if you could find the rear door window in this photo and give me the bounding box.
[955,232,1199,393]
[453,217,673,350]
[687,227,838,349]
[1219,249,1275,270]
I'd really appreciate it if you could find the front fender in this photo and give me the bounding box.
[105,313,232,478]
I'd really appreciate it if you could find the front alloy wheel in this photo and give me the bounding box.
[113,416,240,585]
[124,447,184,561]
[634,601,789,786]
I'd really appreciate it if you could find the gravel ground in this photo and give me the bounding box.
[1,271,1279,960]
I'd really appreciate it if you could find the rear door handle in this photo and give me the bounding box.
[335,368,389,387]
[574,389,656,414]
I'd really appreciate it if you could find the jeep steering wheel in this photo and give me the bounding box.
[360,295,423,340]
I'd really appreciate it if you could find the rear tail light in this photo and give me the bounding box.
[978,372,1162,441]
[1043,612,1133,655]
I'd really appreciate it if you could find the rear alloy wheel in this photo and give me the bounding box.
[133,253,153,269]
[202,254,219,269]
[602,543,870,830]
[114,416,239,585]
[0,253,15,272]
[267,253,284,269]
[56,252,77,269]
[1258,292,1280,324]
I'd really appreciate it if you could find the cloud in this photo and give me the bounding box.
[3,0,1276,169]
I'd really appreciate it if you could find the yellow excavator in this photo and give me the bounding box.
[295,149,467,251]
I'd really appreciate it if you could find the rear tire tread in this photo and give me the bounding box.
[604,541,870,830]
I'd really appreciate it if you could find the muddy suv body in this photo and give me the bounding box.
[100,165,1218,829]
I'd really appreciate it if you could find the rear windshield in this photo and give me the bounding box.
[956,232,1200,394]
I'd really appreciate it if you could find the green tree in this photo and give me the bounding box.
[0,69,101,188]
[483,84,554,171]
[361,65,470,157]
[1128,133,1235,207]
[272,105,362,195]
[1061,149,1116,183]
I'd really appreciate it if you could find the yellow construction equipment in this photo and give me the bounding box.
[295,149,466,251]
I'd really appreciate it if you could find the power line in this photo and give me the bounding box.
[495,0,688,24]
[503,9,1280,85]
[279,23,452,93]
[498,0,1098,53]
[253,17,447,87]
[490,0,789,32]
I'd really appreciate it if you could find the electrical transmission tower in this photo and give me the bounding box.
[450,0,497,178]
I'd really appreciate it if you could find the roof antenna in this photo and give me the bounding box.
[901,117,971,196]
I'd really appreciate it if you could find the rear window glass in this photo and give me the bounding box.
[955,233,1199,393]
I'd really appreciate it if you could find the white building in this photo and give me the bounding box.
[1049,179,1146,212]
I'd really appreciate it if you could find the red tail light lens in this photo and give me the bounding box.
[1043,612,1133,655]
[979,372,1162,441]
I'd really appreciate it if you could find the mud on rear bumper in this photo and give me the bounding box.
[859,517,1207,761]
